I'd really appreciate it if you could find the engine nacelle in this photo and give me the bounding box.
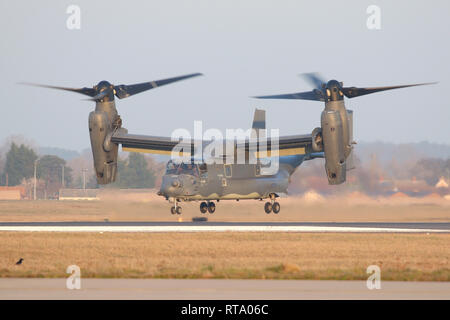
[345,109,355,170]
[321,110,346,185]
[88,101,120,184]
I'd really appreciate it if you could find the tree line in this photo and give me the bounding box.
[0,143,158,198]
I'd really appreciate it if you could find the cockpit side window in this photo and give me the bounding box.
[198,163,207,180]
[198,163,207,174]
[166,160,177,174]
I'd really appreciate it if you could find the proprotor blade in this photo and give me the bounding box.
[114,73,203,99]
[19,82,96,97]
[299,72,327,89]
[342,82,437,98]
[253,89,324,102]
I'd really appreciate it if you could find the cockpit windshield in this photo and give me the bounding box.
[166,160,203,177]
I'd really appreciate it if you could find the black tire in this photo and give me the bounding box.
[170,206,176,215]
[272,202,280,214]
[176,206,182,215]
[200,202,208,214]
[207,202,216,214]
[264,202,272,214]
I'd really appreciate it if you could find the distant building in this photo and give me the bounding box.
[59,189,99,201]
[0,186,25,200]
[435,177,449,189]
[391,178,433,197]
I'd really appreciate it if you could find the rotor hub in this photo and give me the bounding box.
[326,80,344,101]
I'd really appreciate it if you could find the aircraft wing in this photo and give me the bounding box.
[276,134,313,156]
[111,130,313,157]
[237,134,313,156]
[111,131,195,155]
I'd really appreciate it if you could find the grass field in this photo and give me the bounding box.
[0,232,449,281]
[0,193,448,281]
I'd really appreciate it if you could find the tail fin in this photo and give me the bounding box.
[251,108,266,140]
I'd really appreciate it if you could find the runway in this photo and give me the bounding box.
[0,222,448,233]
[1,279,449,300]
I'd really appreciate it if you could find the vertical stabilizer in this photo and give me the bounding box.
[251,108,266,140]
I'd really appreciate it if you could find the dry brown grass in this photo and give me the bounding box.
[0,193,449,222]
[0,232,448,281]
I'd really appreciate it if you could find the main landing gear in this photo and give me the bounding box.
[200,201,216,214]
[264,194,280,214]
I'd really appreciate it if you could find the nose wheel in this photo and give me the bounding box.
[171,201,182,215]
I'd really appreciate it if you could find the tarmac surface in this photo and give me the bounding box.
[0,221,448,233]
[0,279,449,300]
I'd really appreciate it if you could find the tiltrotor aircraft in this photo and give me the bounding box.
[24,73,434,215]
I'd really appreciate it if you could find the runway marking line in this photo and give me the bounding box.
[0,226,448,233]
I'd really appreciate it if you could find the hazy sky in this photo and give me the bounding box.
[1,0,449,151]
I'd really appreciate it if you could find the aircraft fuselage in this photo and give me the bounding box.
[158,155,306,202]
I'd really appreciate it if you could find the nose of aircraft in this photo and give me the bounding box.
[160,176,183,196]
[171,180,180,188]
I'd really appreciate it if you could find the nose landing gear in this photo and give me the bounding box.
[171,201,182,215]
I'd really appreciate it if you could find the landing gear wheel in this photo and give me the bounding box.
[200,202,208,214]
[170,206,176,215]
[207,202,216,214]
[264,202,272,214]
[176,206,182,215]
[272,202,280,214]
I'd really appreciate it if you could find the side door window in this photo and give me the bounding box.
[198,163,208,183]
[255,164,261,176]
[224,164,232,178]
